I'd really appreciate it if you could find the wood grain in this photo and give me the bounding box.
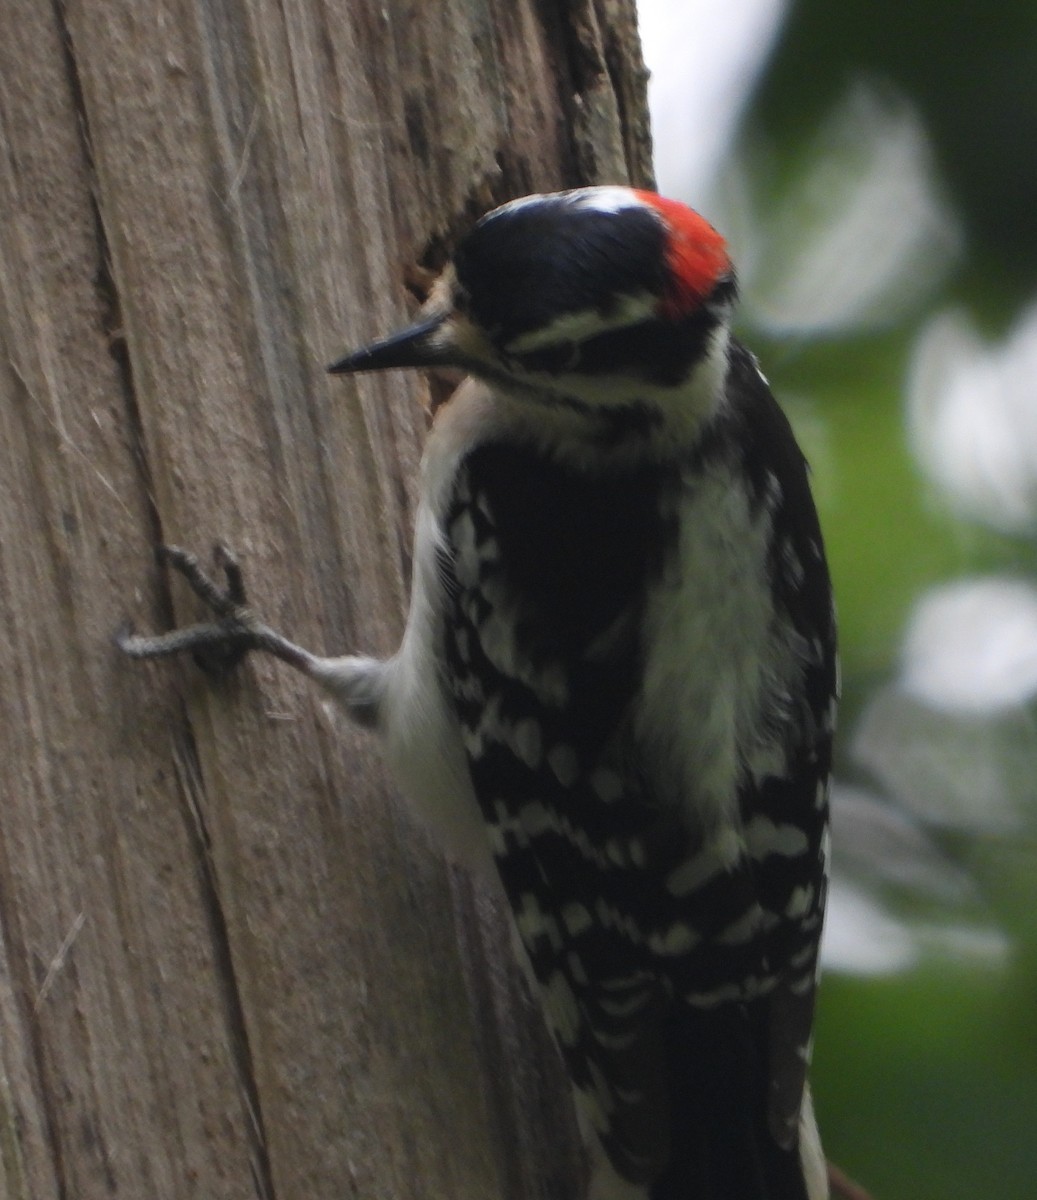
[0,1,651,1196]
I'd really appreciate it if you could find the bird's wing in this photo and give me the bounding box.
[438,358,835,1194]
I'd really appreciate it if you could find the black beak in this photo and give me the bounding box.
[327,313,448,375]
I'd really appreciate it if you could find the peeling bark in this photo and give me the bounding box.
[0,1,652,1196]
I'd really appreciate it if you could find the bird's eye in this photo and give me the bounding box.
[452,284,471,315]
[513,340,581,374]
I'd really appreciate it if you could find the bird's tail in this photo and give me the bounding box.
[648,1006,827,1200]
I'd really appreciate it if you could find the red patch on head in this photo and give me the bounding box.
[633,190,730,320]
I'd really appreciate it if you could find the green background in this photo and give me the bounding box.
[702,3,1037,1195]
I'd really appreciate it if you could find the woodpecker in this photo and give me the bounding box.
[120,186,836,1200]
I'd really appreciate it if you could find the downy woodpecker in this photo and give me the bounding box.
[120,187,836,1200]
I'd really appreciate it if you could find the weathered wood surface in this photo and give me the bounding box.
[0,1,651,1196]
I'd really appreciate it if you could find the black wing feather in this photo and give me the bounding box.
[440,345,835,1197]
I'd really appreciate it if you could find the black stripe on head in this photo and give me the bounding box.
[454,195,669,343]
[511,307,722,387]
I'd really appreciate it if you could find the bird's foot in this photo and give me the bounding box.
[116,544,265,676]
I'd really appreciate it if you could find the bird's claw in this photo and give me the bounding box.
[116,543,262,676]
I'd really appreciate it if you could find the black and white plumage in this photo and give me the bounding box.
[120,187,836,1200]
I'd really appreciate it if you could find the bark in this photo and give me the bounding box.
[0,1,652,1197]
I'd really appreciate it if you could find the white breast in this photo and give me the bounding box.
[375,382,501,872]
[634,459,798,834]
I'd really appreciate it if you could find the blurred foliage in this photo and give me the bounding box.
[728,3,1037,1195]
[817,965,1037,1198]
[755,0,1037,304]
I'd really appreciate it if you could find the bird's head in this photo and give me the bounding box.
[329,187,736,424]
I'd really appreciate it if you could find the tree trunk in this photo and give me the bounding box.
[0,1,652,1197]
